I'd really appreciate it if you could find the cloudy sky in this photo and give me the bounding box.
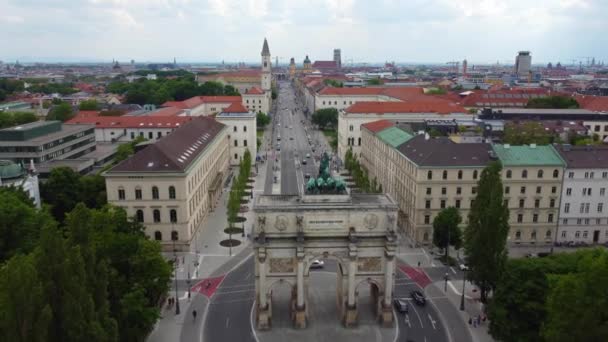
[0,0,606,64]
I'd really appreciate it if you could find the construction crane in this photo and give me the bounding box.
[446,61,459,73]
[577,56,594,66]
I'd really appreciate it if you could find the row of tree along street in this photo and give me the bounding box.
[430,160,608,342]
[0,167,171,342]
[226,150,253,238]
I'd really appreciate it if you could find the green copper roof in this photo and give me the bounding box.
[377,127,414,148]
[0,160,24,179]
[492,144,565,166]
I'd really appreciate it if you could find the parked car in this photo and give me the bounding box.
[306,153,311,158]
[459,263,469,271]
[393,298,409,313]
[305,173,311,179]
[302,159,307,165]
[310,259,324,269]
[410,290,426,306]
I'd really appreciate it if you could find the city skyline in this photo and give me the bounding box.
[1,0,607,64]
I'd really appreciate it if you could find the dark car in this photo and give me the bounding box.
[410,290,426,306]
[393,298,408,313]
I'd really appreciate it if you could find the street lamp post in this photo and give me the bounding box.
[460,268,467,311]
[187,264,191,300]
[444,272,449,292]
[172,235,180,315]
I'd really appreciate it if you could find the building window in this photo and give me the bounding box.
[561,231,566,238]
[603,172,608,178]
[568,171,574,178]
[442,170,448,180]
[424,215,430,224]
[244,140,248,147]
[506,170,512,178]
[548,214,554,223]
[520,186,526,194]
[423,232,429,241]
[537,170,543,178]
[470,199,475,207]
[358,137,361,146]
[169,186,176,199]
[534,199,540,208]
[243,126,247,132]
[441,187,447,195]
[531,231,537,240]
[440,200,446,209]
[458,170,462,179]
[427,170,432,180]
[135,188,142,199]
[601,188,606,196]
[455,199,461,208]
[153,209,161,223]
[170,209,177,223]
[553,169,559,178]
[515,230,521,239]
[472,187,477,194]
[552,186,557,194]
[456,187,462,195]
[118,188,125,200]
[152,186,159,200]
[522,170,528,178]
[234,153,238,160]
[234,140,238,147]
[584,172,589,178]
[130,132,135,139]
[233,126,237,132]
[550,198,555,208]
[580,203,585,213]
[505,186,510,194]
[136,210,144,222]
[504,199,509,207]
[563,218,568,224]
[517,214,523,223]
[426,187,431,195]
[575,231,580,238]
[564,203,570,213]
[583,231,588,238]
[157,132,162,138]
[425,200,431,209]
[148,132,153,139]
[473,170,478,179]
[532,214,539,223]
[536,186,541,194]
[566,188,572,196]
[349,125,353,131]
[154,231,162,241]
[598,203,604,213]
[519,199,525,208]
[585,203,590,213]
[171,230,179,241]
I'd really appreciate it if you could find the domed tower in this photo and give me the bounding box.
[303,55,311,73]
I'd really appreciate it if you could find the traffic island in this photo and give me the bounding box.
[224,227,244,235]
[219,239,241,248]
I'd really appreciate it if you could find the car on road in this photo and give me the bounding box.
[410,290,426,306]
[277,136,281,141]
[306,153,311,158]
[310,259,324,269]
[393,298,409,313]
[289,137,294,140]
[304,173,311,179]
[459,263,469,271]
[302,159,307,165]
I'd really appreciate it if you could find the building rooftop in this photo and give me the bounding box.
[245,86,264,95]
[361,119,394,133]
[0,121,93,145]
[556,144,608,169]
[161,96,241,110]
[376,126,414,147]
[489,108,594,115]
[345,100,466,115]
[398,135,493,167]
[65,115,192,128]
[492,144,565,166]
[106,117,225,173]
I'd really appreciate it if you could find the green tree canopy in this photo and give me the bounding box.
[78,99,99,111]
[527,95,579,109]
[503,122,553,145]
[323,79,343,87]
[432,207,463,259]
[0,111,38,129]
[256,111,270,128]
[46,102,74,122]
[312,108,338,129]
[464,161,510,302]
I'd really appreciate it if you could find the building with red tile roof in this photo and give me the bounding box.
[574,95,608,112]
[221,102,249,113]
[161,96,241,116]
[345,101,466,115]
[66,115,193,142]
[245,87,264,95]
[312,61,338,69]
[360,120,395,133]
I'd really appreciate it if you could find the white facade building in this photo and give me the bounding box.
[556,145,608,244]
[216,103,258,165]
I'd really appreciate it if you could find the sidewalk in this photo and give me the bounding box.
[443,280,495,342]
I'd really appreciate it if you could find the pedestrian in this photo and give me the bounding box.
[473,318,477,328]
[417,261,421,267]
[192,309,197,322]
[478,314,482,324]
[468,317,472,325]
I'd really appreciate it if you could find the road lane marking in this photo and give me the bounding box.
[405,314,411,328]
[450,267,457,275]
[447,281,474,299]
[410,303,424,328]
[428,313,437,330]
[225,317,230,327]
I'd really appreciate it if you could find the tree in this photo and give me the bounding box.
[46,102,74,122]
[0,254,52,342]
[542,250,608,342]
[527,95,579,109]
[40,167,81,222]
[114,136,146,163]
[432,207,462,261]
[79,99,99,111]
[312,108,338,129]
[503,122,553,145]
[464,161,510,303]
[271,85,277,100]
[78,175,107,209]
[0,111,38,129]
[323,79,343,87]
[256,111,270,128]
[0,189,54,263]
[224,85,240,96]
[367,78,382,85]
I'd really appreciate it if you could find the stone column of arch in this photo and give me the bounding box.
[294,247,307,328]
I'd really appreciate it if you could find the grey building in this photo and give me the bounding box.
[0,121,96,164]
[515,51,532,75]
[333,48,341,69]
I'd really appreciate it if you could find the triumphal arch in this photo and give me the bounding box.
[253,190,398,330]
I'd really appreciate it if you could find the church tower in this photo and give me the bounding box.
[289,57,296,78]
[261,38,272,92]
